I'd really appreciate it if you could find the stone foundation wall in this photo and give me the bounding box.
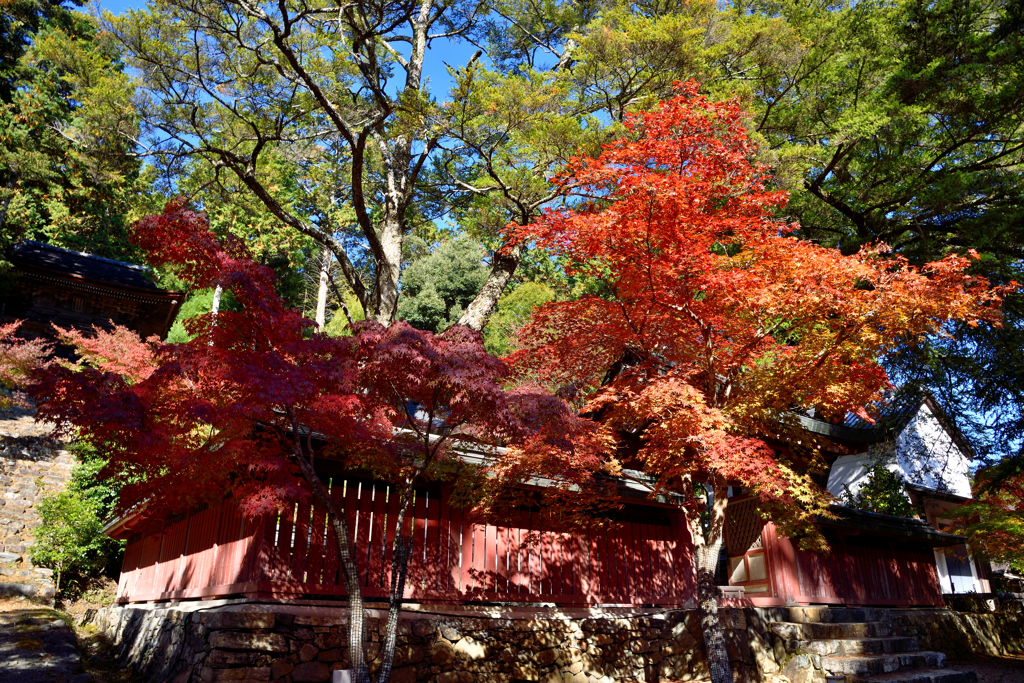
[91,602,783,683]
[0,408,72,600]
[890,608,1024,658]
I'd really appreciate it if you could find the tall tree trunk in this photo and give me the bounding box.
[316,248,331,329]
[372,211,402,325]
[457,242,524,331]
[294,452,371,683]
[377,476,416,683]
[211,284,223,315]
[684,481,733,683]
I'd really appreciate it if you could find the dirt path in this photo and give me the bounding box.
[949,655,1024,683]
[0,598,89,683]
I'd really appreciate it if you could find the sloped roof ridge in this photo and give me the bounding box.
[19,240,152,273]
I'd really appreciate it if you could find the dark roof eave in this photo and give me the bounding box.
[905,482,971,504]
[820,505,964,547]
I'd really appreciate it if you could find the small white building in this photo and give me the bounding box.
[822,393,989,595]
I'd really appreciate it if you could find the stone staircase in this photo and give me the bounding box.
[771,607,977,683]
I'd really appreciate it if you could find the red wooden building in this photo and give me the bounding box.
[107,465,960,608]
[1,240,182,342]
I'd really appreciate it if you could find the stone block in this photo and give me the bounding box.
[393,644,427,666]
[200,666,271,681]
[534,648,559,667]
[300,643,319,662]
[209,631,288,652]
[202,612,275,630]
[438,672,474,683]
[513,663,541,680]
[207,650,263,667]
[523,631,562,649]
[318,649,344,662]
[390,665,417,683]
[291,661,330,682]
[454,636,488,660]
[271,657,295,679]
[431,639,456,666]
[314,633,343,650]
[412,620,435,637]
[0,550,20,563]
[296,614,347,627]
[440,624,461,641]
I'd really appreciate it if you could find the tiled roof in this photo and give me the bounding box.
[11,241,158,291]
[789,387,928,444]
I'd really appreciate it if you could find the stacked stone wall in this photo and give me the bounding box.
[890,607,1024,658]
[92,603,783,683]
[0,408,72,600]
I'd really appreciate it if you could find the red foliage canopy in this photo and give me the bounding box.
[31,202,603,525]
[509,82,1005,541]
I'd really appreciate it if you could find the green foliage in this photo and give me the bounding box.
[841,461,919,519]
[31,439,125,596]
[165,288,241,343]
[397,238,490,332]
[0,6,141,276]
[483,282,556,356]
[31,486,105,595]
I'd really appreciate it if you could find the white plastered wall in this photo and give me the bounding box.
[826,400,982,593]
[894,403,972,498]
[826,440,901,499]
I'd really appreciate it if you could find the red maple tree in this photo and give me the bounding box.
[508,81,1004,683]
[0,322,50,408]
[30,202,603,683]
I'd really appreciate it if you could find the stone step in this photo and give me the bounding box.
[851,667,978,683]
[781,606,892,624]
[772,620,894,640]
[823,651,947,677]
[789,636,920,656]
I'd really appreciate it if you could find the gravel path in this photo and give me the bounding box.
[948,656,1024,683]
[0,598,89,683]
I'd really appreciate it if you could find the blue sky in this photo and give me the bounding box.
[93,0,482,97]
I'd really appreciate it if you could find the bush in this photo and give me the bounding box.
[31,440,125,596]
[841,460,920,519]
[30,488,105,593]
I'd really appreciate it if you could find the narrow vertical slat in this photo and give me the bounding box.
[368,483,388,591]
[525,510,539,597]
[437,488,454,595]
[459,513,477,594]
[560,532,574,598]
[651,524,667,598]
[496,519,510,595]
[589,527,603,600]
[409,491,427,597]
[276,502,295,581]
[540,529,554,597]
[291,500,311,585]
[307,497,327,586]
[347,480,366,586]
[508,508,524,594]
[616,523,631,601]
[423,490,441,596]
[382,484,401,593]
[356,482,375,587]
[484,523,498,595]
[320,485,342,588]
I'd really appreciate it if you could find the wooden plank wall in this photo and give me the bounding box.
[757,521,944,607]
[117,479,697,606]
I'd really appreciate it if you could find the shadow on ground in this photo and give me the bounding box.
[0,600,88,683]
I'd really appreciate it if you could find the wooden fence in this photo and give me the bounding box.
[117,483,944,607]
[117,479,697,605]
[750,521,945,607]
